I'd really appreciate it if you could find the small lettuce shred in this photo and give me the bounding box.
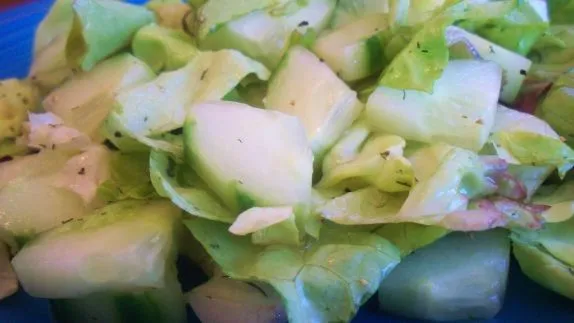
[96,151,157,203]
[184,217,400,323]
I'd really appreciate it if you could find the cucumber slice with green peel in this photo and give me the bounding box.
[330,0,390,29]
[183,101,313,214]
[199,0,336,69]
[448,26,532,104]
[366,60,502,152]
[11,200,182,299]
[313,14,387,82]
[264,46,363,168]
[378,230,510,321]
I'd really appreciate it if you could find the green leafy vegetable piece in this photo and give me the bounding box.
[317,134,415,193]
[184,217,400,323]
[375,223,449,257]
[531,181,574,223]
[548,0,574,24]
[512,215,574,300]
[536,70,574,148]
[66,0,155,71]
[106,49,269,142]
[96,151,157,203]
[491,131,574,178]
[149,149,235,223]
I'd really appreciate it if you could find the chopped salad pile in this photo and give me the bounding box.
[1,0,574,322]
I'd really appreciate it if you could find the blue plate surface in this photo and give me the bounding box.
[0,1,573,322]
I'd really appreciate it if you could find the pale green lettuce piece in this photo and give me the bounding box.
[377,15,450,92]
[66,0,155,71]
[460,0,548,56]
[12,200,182,298]
[106,49,269,142]
[530,25,574,65]
[512,215,574,300]
[379,230,510,321]
[228,206,300,246]
[398,144,501,229]
[531,181,574,223]
[251,212,300,246]
[229,206,294,235]
[317,187,407,225]
[149,149,235,223]
[317,145,502,230]
[536,71,574,148]
[184,217,400,323]
[489,105,557,192]
[547,0,574,24]
[375,223,449,257]
[96,151,157,203]
[488,104,574,178]
[317,133,415,193]
[491,131,574,178]
[132,23,198,73]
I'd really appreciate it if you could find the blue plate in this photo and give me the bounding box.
[0,1,573,322]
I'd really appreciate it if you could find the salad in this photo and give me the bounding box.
[1,0,574,322]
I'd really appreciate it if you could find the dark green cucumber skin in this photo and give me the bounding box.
[365,34,385,76]
[51,291,165,323]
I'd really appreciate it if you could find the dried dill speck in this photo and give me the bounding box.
[475,119,484,125]
[380,151,390,159]
[298,21,309,27]
[200,69,209,80]
[519,69,527,76]
[78,167,86,175]
[209,243,220,250]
